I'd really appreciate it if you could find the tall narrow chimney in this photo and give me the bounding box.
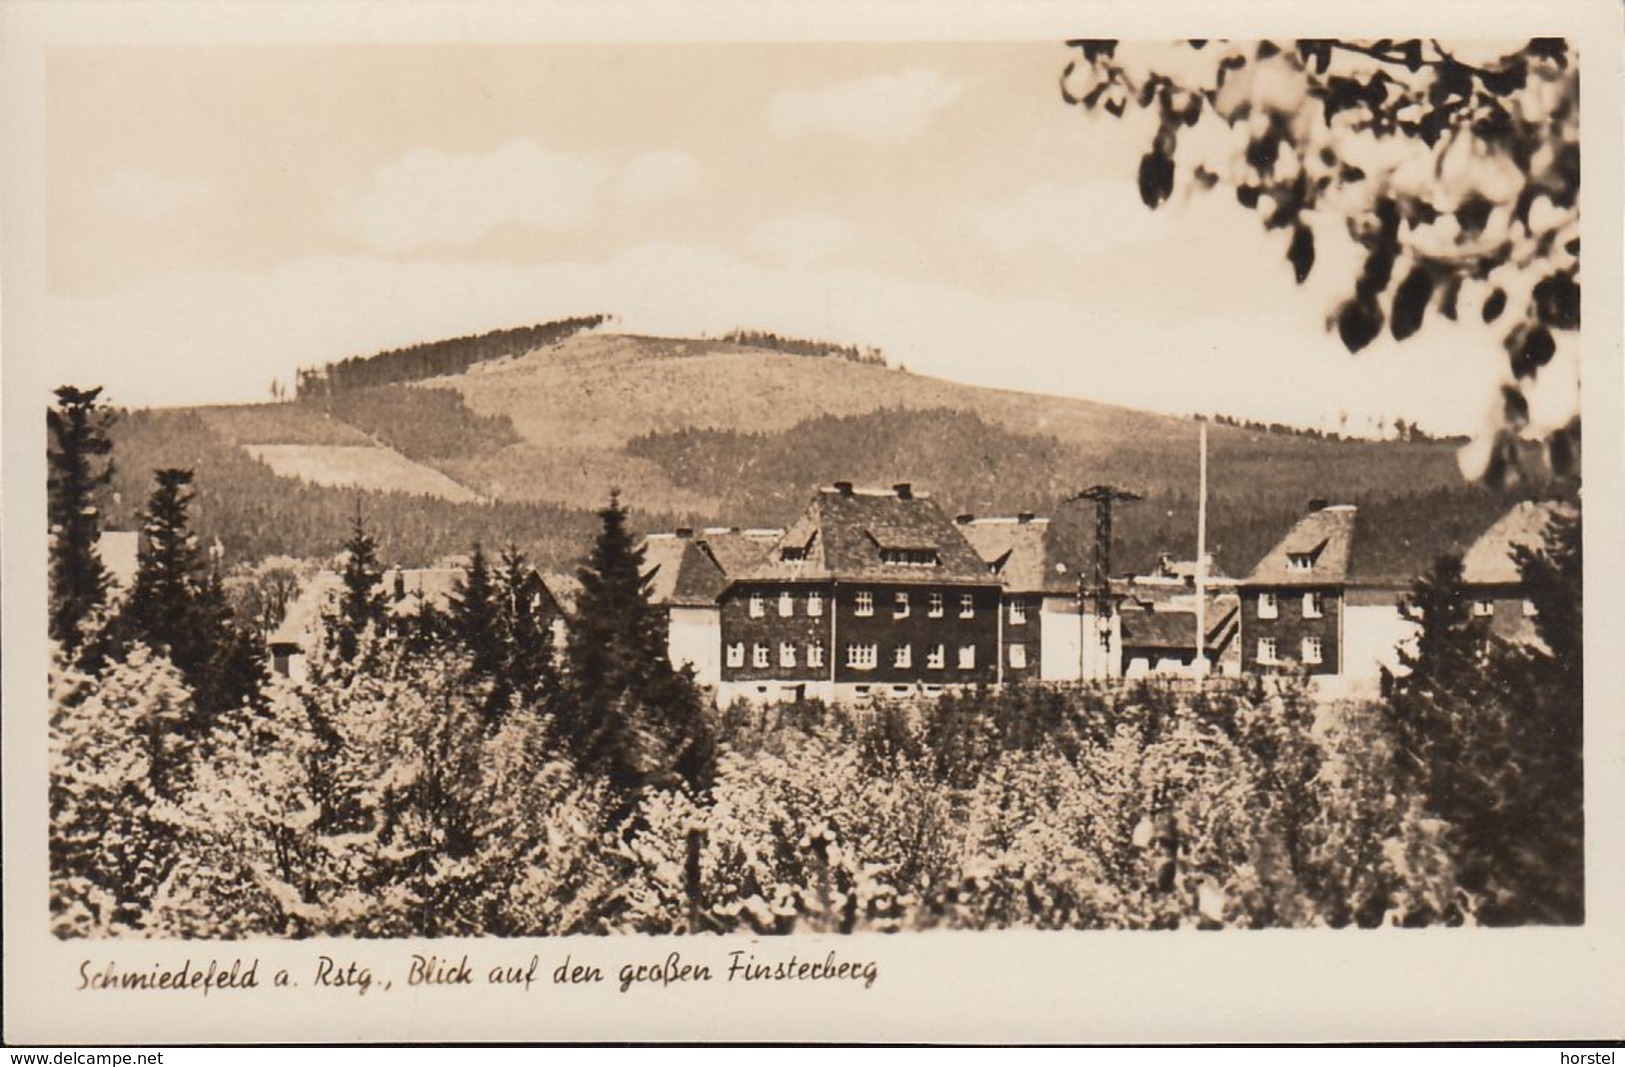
[833,481,854,496]
[893,482,913,500]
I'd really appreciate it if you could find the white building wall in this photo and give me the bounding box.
[1039,596,1083,682]
[1342,603,1418,685]
[1077,607,1123,681]
[667,605,721,686]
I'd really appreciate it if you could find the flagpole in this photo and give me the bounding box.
[1195,420,1208,679]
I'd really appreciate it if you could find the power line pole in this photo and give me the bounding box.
[1072,485,1142,679]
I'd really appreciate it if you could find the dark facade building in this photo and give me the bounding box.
[715,482,1002,704]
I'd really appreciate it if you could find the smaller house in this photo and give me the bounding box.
[1460,499,1577,649]
[267,571,343,683]
[641,526,781,687]
[1116,555,1242,679]
[955,512,1093,683]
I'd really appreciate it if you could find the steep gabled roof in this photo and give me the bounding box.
[641,527,780,606]
[1461,500,1577,586]
[1243,505,1360,587]
[956,515,1080,594]
[744,484,993,585]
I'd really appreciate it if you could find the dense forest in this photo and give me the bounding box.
[294,314,608,398]
[105,407,609,570]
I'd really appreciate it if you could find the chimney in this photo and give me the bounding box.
[956,513,975,525]
[675,527,693,539]
[1308,497,1329,513]
[893,482,913,500]
[834,481,854,496]
[1017,511,1035,524]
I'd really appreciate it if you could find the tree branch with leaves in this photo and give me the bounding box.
[1062,39,1579,482]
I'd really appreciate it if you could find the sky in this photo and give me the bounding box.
[39,40,1579,436]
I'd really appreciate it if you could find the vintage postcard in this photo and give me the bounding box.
[4,0,1622,1046]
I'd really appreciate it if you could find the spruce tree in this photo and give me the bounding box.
[565,492,713,796]
[334,506,388,661]
[493,546,558,711]
[449,543,501,680]
[120,469,207,671]
[48,386,115,653]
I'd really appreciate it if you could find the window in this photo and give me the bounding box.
[1009,598,1029,625]
[726,643,745,668]
[880,548,939,567]
[894,591,910,618]
[807,640,825,668]
[807,591,823,617]
[846,642,878,669]
[752,643,769,668]
[928,592,944,618]
[1473,599,1495,618]
[1287,552,1315,572]
[959,593,975,619]
[1522,599,1539,618]
[1257,637,1278,664]
[926,644,946,670]
[1258,592,1279,620]
[1303,591,1324,619]
[893,644,912,669]
[1301,636,1323,665]
[779,642,797,668]
[1009,643,1028,669]
[854,590,874,617]
[778,591,794,617]
[957,644,977,670]
[749,593,765,618]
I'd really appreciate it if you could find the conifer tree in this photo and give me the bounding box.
[334,506,388,662]
[119,469,207,670]
[565,492,714,796]
[48,386,115,653]
[449,542,502,682]
[493,546,558,710]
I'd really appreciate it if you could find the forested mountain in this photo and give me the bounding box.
[102,330,1550,577]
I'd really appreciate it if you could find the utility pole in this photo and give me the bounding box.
[1072,485,1142,678]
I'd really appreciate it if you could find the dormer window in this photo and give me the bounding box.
[880,548,939,567]
[1287,552,1315,572]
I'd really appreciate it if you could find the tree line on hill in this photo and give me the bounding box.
[48,382,1583,934]
[293,314,608,399]
[1195,411,1464,443]
[105,406,603,569]
[716,328,887,366]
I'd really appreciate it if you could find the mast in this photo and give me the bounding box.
[1195,420,1208,678]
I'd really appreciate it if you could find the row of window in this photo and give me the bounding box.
[726,641,996,671]
[746,590,1026,621]
[1256,591,1325,620]
[1258,592,1538,620]
[1256,636,1323,665]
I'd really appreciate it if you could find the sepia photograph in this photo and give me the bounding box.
[4,0,1622,1046]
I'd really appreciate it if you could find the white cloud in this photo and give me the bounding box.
[337,138,609,254]
[746,213,856,268]
[616,150,702,205]
[91,166,214,221]
[972,181,1175,260]
[768,67,961,142]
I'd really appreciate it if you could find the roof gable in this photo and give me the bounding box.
[745,485,994,585]
[1244,506,1358,587]
[1461,500,1576,586]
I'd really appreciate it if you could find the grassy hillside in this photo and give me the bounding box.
[101,331,1539,579]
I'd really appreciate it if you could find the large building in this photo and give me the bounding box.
[1239,502,1416,692]
[713,482,1004,705]
[954,512,1089,683]
[641,526,781,686]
